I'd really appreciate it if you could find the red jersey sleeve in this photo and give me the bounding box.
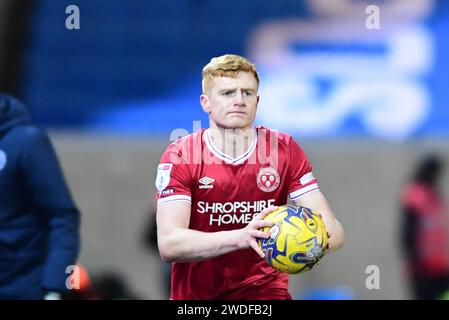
[155,143,192,207]
[287,138,319,200]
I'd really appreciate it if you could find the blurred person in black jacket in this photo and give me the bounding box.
[400,155,449,300]
[0,93,80,299]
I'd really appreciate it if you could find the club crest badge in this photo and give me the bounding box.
[257,167,280,192]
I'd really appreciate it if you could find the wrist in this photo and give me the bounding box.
[224,229,244,250]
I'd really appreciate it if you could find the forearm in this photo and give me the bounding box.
[294,191,345,254]
[159,227,242,263]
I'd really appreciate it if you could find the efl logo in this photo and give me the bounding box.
[155,163,173,191]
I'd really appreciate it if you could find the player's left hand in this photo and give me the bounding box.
[237,206,278,258]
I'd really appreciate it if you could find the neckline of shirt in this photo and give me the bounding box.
[203,127,257,165]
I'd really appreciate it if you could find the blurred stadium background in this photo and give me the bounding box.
[1,0,449,299]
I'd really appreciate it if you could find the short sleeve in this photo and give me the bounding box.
[287,138,320,200]
[155,143,193,208]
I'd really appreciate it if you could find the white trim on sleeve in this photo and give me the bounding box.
[289,183,319,200]
[157,195,192,207]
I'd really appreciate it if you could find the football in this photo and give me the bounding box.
[258,204,328,274]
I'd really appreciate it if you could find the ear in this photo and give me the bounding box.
[256,95,260,108]
[200,94,211,114]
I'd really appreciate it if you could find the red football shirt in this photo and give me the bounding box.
[156,126,319,300]
[401,183,449,275]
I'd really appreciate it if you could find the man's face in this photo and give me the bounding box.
[201,71,259,130]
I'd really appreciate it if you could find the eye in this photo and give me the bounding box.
[243,91,253,96]
[223,91,234,96]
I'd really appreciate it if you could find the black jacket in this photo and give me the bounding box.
[0,93,80,299]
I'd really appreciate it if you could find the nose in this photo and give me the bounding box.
[233,90,245,107]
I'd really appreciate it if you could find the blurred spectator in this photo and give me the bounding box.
[0,93,80,299]
[400,155,449,300]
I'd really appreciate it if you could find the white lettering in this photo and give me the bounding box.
[65,265,80,290]
[198,199,276,225]
[197,201,205,213]
[65,5,80,30]
[197,200,275,214]
[365,5,380,30]
[233,214,245,224]
[234,201,242,211]
[365,265,381,289]
[205,202,215,213]
[209,214,221,226]
[221,214,233,224]
[247,201,258,212]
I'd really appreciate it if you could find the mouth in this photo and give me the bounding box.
[227,111,246,116]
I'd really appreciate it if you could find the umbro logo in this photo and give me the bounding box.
[199,176,215,189]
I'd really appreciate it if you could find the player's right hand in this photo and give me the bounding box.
[237,206,278,258]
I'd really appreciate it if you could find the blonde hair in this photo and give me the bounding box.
[202,54,260,94]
